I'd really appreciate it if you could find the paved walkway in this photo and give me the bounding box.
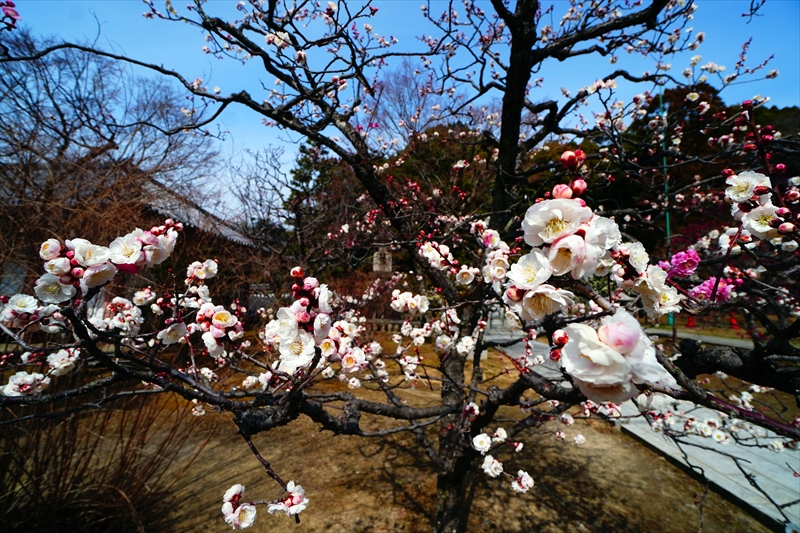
[483,325,800,530]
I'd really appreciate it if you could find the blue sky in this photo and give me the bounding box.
[16,0,800,163]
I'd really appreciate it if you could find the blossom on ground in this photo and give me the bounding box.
[267,481,309,517]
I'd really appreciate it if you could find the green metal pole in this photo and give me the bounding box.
[659,88,675,327]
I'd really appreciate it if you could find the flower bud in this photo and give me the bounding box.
[598,322,639,355]
[721,168,735,178]
[741,100,753,110]
[298,297,310,307]
[71,267,84,278]
[737,202,753,213]
[776,207,792,219]
[505,286,525,302]
[774,163,786,174]
[59,274,72,284]
[174,222,184,231]
[560,149,586,171]
[549,348,561,362]
[778,222,796,234]
[761,135,774,143]
[785,190,800,203]
[290,266,304,278]
[742,143,757,152]
[552,184,573,199]
[552,329,568,347]
[753,185,771,196]
[303,277,319,291]
[769,218,783,228]
[569,177,588,196]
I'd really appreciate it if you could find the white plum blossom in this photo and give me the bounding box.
[47,349,79,376]
[633,265,683,317]
[725,171,770,203]
[81,262,118,291]
[472,433,492,454]
[548,235,586,277]
[267,481,309,517]
[44,258,71,276]
[506,249,552,289]
[742,204,780,240]
[561,310,675,404]
[492,427,507,443]
[223,484,245,503]
[481,455,504,477]
[518,284,574,321]
[34,273,76,304]
[68,239,112,267]
[456,336,476,357]
[1,371,51,396]
[434,335,453,353]
[511,470,534,493]
[617,241,650,274]
[39,239,62,260]
[6,294,38,314]
[455,265,479,285]
[158,322,188,345]
[109,232,144,265]
[278,330,316,375]
[521,199,592,246]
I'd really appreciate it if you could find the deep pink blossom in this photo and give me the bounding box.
[658,249,700,278]
[690,277,733,302]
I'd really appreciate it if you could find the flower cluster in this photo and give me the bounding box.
[560,310,677,404]
[390,291,430,315]
[221,484,257,529]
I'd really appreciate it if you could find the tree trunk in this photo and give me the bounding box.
[433,466,476,533]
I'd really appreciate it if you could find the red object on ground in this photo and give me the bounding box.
[686,316,695,328]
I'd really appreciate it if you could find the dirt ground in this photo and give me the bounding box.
[170,405,770,533]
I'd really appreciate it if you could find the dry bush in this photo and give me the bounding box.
[0,394,213,533]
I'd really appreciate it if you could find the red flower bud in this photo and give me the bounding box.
[552,184,573,199]
[721,168,735,178]
[505,287,525,302]
[290,266,304,278]
[768,218,783,228]
[549,349,561,362]
[570,177,588,196]
[741,100,753,110]
[774,163,786,174]
[552,329,569,347]
[737,202,753,213]
[779,222,796,234]
[753,185,772,196]
[742,143,757,152]
[71,267,84,278]
[784,190,800,203]
[776,207,792,219]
